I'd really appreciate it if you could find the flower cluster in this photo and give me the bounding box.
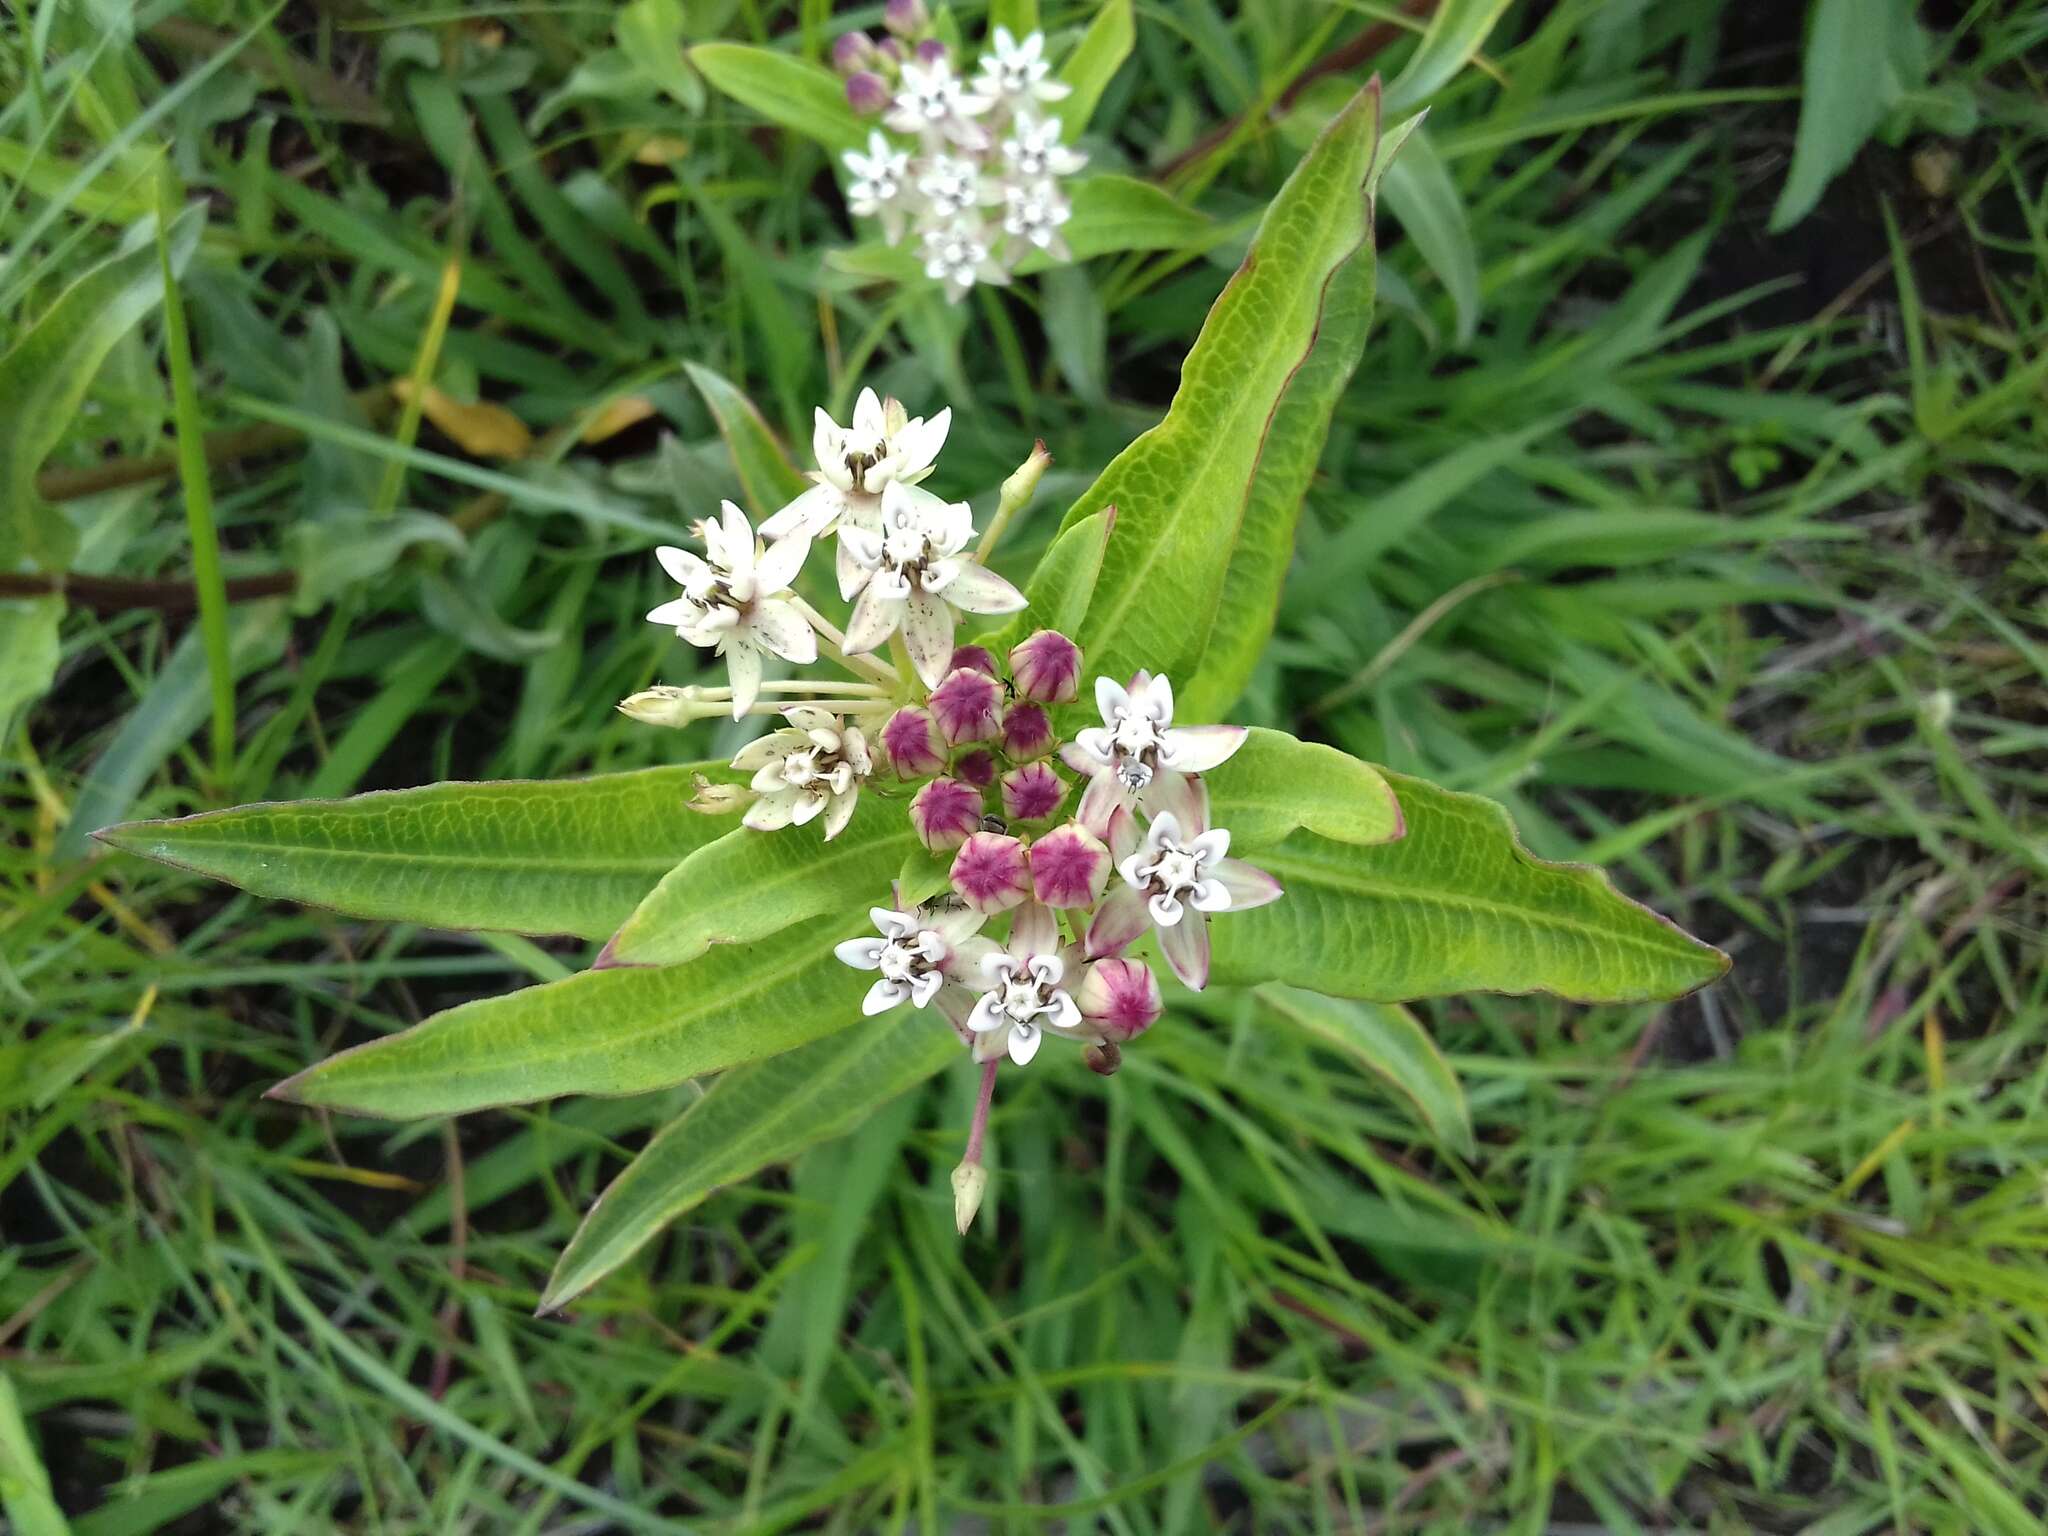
[832,5,1087,301]
[630,382,1282,1233]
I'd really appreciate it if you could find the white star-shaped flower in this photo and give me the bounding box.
[842,130,914,244]
[761,387,951,592]
[974,28,1071,109]
[1084,779,1282,991]
[1000,180,1072,261]
[839,481,1026,686]
[646,501,815,719]
[883,56,992,147]
[967,901,1082,1065]
[1062,671,1247,834]
[917,152,992,221]
[919,219,1010,303]
[835,901,998,1016]
[998,114,1086,181]
[730,705,875,840]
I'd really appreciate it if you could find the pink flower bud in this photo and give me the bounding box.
[832,30,877,74]
[1028,822,1110,909]
[880,706,946,777]
[955,748,998,788]
[1076,957,1162,1042]
[912,777,982,851]
[844,70,890,114]
[950,831,1032,914]
[884,0,928,38]
[948,643,999,677]
[929,667,1003,745]
[1001,702,1053,760]
[914,36,948,63]
[1001,760,1065,823]
[1009,629,1082,704]
[876,35,904,63]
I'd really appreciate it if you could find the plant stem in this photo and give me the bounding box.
[787,595,898,686]
[963,1060,1000,1166]
[157,186,236,792]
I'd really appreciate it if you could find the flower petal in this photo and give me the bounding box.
[1139,769,1205,834]
[750,599,818,664]
[1213,857,1283,910]
[646,597,700,630]
[835,936,885,969]
[761,483,842,540]
[723,643,762,718]
[1007,1022,1042,1065]
[1161,724,1247,773]
[656,545,708,587]
[822,789,859,840]
[1076,770,1128,839]
[862,977,907,1016]
[1094,675,1129,724]
[1084,884,1149,958]
[901,587,956,688]
[1009,899,1058,960]
[853,386,885,435]
[835,536,869,602]
[1046,991,1082,1035]
[895,406,950,476]
[1156,911,1211,990]
[967,994,1005,1034]
[753,530,811,594]
[843,583,903,654]
[936,559,1027,615]
[743,786,798,829]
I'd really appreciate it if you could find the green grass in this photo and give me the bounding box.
[6,1,2046,1530]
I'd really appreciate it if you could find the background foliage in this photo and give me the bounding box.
[5,1,2045,1531]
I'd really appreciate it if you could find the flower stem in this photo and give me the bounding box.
[963,1059,999,1166]
[788,595,898,687]
[975,439,1051,564]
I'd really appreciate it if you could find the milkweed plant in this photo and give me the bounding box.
[102,79,1728,1312]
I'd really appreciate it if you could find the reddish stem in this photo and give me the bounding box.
[963,1059,999,1166]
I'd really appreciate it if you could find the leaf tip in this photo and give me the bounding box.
[263,1072,311,1106]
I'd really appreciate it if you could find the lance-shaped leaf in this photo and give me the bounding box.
[684,361,808,517]
[540,1010,958,1311]
[689,43,865,154]
[982,505,1116,655]
[2,206,204,569]
[271,922,866,1119]
[97,766,732,940]
[1210,772,1727,1004]
[602,799,920,968]
[1048,81,1406,721]
[1206,729,1403,850]
[1055,0,1133,141]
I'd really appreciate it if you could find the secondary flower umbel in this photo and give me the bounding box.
[835,903,996,1016]
[645,501,813,718]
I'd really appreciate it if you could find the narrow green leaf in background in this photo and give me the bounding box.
[541,1008,958,1311]
[0,207,203,570]
[0,1373,68,1536]
[1258,985,1474,1154]
[0,597,63,749]
[1055,0,1134,141]
[1771,0,1918,231]
[690,42,865,153]
[271,922,869,1119]
[1383,0,1518,116]
[1376,124,1481,345]
[1211,772,1729,1003]
[684,360,811,515]
[603,801,918,967]
[97,765,729,937]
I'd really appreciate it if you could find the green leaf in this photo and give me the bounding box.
[1015,175,1211,270]
[984,505,1116,655]
[1055,0,1133,141]
[1771,0,1920,231]
[97,764,734,940]
[540,1008,957,1310]
[1206,729,1402,850]
[1375,124,1479,345]
[683,361,810,517]
[989,0,1040,35]
[0,596,62,747]
[1049,83,1399,722]
[271,922,869,1119]
[603,800,919,967]
[0,1374,68,1536]
[1210,771,1728,1004]
[1258,986,1473,1155]
[616,0,704,113]
[689,42,865,154]
[0,207,203,570]
[1383,0,1517,116]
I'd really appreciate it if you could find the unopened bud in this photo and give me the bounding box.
[886,0,929,39]
[687,774,753,815]
[948,643,1000,677]
[914,36,947,63]
[1084,1040,1122,1076]
[831,30,877,74]
[955,748,998,787]
[618,685,723,728]
[1001,701,1054,759]
[911,777,983,851]
[929,667,1004,745]
[881,706,947,777]
[1008,629,1080,704]
[997,439,1052,521]
[844,70,889,114]
[951,1159,988,1235]
[951,831,1031,914]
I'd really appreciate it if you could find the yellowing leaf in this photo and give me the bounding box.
[391,381,532,459]
[580,394,658,443]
